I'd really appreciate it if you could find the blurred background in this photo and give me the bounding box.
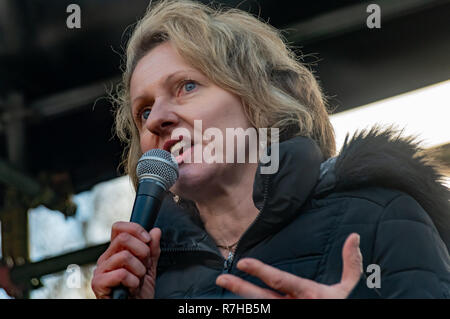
[0,0,449,298]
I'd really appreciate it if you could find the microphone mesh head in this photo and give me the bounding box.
[136,149,179,190]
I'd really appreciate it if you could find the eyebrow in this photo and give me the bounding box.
[131,69,198,107]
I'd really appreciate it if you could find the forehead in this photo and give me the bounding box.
[129,42,198,98]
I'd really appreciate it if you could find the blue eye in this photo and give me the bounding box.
[142,109,151,120]
[184,81,196,92]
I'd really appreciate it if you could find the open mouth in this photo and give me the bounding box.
[170,139,189,156]
[163,136,193,158]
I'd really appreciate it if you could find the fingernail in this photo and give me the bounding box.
[217,277,227,286]
[354,234,362,256]
[354,234,360,246]
[141,232,151,242]
[238,260,248,269]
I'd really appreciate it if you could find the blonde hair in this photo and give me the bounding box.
[114,0,336,189]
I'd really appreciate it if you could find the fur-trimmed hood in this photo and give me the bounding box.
[314,127,450,251]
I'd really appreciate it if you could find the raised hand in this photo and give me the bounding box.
[216,233,363,299]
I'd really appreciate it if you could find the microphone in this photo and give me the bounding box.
[112,149,179,299]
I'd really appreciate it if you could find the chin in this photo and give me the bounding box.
[170,162,216,200]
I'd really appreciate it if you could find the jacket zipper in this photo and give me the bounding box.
[222,251,234,272]
[225,173,271,273]
[161,172,271,297]
[217,173,270,297]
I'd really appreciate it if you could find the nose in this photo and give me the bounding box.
[144,98,179,137]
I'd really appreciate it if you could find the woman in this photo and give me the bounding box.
[91,0,450,299]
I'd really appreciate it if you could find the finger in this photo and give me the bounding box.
[340,233,363,293]
[97,250,147,278]
[147,228,162,271]
[237,258,320,296]
[91,269,140,299]
[216,274,283,299]
[98,232,151,266]
[110,221,151,243]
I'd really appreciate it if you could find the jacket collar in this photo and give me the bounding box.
[244,136,324,249]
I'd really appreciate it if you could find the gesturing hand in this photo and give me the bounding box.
[216,233,363,299]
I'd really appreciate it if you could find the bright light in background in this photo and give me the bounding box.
[330,80,450,151]
[28,176,134,299]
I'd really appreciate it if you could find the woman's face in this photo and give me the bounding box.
[129,41,254,199]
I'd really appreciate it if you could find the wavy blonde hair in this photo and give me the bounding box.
[114,0,336,189]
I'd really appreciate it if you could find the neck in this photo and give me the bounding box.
[194,163,259,251]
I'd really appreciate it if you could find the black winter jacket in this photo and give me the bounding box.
[153,128,450,298]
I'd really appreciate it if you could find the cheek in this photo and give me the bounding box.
[139,131,158,153]
[216,98,250,129]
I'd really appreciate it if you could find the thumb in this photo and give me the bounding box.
[340,233,363,293]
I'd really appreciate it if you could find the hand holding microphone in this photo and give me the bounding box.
[91,149,178,299]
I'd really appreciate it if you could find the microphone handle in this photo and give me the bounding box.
[112,286,129,299]
[111,180,165,299]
